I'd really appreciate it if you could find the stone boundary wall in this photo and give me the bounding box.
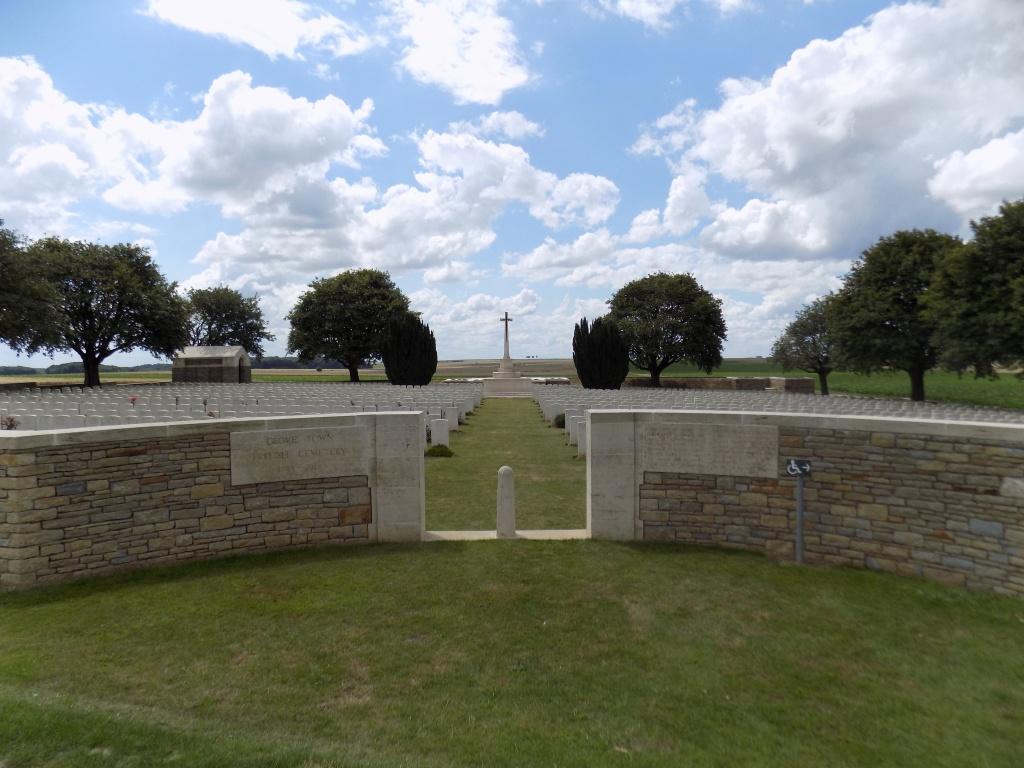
[587,410,1024,595]
[0,412,424,590]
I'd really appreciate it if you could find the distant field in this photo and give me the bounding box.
[3,359,1024,410]
[652,361,1024,410]
[0,371,172,385]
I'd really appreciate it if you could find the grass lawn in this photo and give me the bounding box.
[426,398,585,530]
[1,541,1021,767]
[645,361,1024,410]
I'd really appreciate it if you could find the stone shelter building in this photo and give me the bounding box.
[172,346,252,384]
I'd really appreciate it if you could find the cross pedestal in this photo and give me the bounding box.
[492,311,520,379]
[484,311,534,397]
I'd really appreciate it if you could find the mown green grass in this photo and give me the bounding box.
[827,370,1024,408]
[648,361,1024,409]
[426,399,585,530]
[1,542,1021,767]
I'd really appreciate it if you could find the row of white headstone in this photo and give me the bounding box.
[535,385,1024,429]
[0,383,483,445]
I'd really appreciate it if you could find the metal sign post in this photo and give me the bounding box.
[786,459,812,564]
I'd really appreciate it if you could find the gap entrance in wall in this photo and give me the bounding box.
[423,397,587,537]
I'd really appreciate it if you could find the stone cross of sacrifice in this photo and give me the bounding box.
[500,311,513,360]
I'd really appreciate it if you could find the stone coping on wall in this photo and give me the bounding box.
[0,411,426,450]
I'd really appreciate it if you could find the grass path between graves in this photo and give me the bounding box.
[1,541,1022,767]
[425,398,586,531]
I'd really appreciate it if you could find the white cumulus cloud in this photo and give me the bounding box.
[449,110,544,140]
[144,0,378,59]
[632,0,1024,259]
[386,0,531,105]
[592,0,752,30]
[928,129,1024,222]
[102,71,384,215]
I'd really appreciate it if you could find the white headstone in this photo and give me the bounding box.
[431,418,449,447]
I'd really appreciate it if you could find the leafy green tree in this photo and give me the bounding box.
[572,316,629,389]
[927,199,1024,377]
[829,229,960,402]
[769,296,839,395]
[287,269,410,382]
[0,221,56,350]
[186,286,275,359]
[381,312,438,386]
[18,238,189,387]
[607,272,726,387]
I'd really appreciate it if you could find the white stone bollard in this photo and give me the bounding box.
[431,418,450,447]
[497,465,516,538]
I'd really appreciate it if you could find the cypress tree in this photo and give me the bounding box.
[381,313,438,386]
[572,316,629,389]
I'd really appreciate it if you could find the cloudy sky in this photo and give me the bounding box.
[1,0,1022,366]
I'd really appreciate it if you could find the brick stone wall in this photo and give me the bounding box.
[768,377,816,394]
[1,412,426,590]
[639,426,1024,595]
[0,431,370,589]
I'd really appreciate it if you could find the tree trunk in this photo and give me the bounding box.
[83,356,101,388]
[817,370,830,396]
[908,364,926,402]
[649,368,661,388]
[348,364,360,383]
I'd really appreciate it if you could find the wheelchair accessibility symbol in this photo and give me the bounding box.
[786,458,812,477]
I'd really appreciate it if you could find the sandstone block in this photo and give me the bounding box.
[0,476,39,491]
[857,503,888,521]
[135,509,169,525]
[340,506,371,525]
[968,518,1004,538]
[191,483,224,500]
[262,508,297,523]
[941,555,975,571]
[870,433,895,449]
[270,494,320,507]
[893,531,924,546]
[9,530,63,547]
[7,556,49,574]
[110,479,140,495]
[0,453,35,467]
[200,514,234,531]
[198,457,230,471]
[0,545,38,559]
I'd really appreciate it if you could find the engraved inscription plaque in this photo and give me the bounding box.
[641,422,778,478]
[231,426,369,486]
